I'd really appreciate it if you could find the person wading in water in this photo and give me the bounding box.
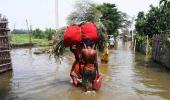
[70,44,84,86]
[81,40,99,91]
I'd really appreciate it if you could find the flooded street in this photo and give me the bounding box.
[0,41,170,100]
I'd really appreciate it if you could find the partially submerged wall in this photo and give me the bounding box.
[152,34,170,69]
[0,15,12,73]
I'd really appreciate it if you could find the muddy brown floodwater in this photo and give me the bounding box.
[0,41,170,100]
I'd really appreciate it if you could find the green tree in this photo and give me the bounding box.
[159,0,170,33]
[146,4,170,35]
[67,0,101,25]
[32,28,44,39]
[44,28,56,40]
[120,12,133,29]
[146,6,162,35]
[135,4,170,36]
[96,3,122,36]
[135,12,147,36]
[159,0,170,10]
[66,0,107,52]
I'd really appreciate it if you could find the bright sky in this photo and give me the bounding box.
[0,0,159,30]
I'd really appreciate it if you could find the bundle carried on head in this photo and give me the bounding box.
[51,22,107,59]
[64,22,99,46]
[51,27,65,59]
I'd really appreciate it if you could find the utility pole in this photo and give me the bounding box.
[26,19,32,44]
[55,0,59,29]
[13,22,16,31]
[131,17,135,43]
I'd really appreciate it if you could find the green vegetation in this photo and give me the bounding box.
[52,0,129,58]
[31,28,55,40]
[67,1,127,37]
[135,0,170,36]
[32,29,44,39]
[67,0,101,24]
[96,3,122,36]
[10,34,49,46]
[10,34,30,44]
[10,28,55,46]
[134,0,170,54]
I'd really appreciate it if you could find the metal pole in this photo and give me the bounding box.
[146,35,149,55]
[26,20,32,44]
[55,0,59,29]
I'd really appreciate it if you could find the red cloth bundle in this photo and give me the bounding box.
[64,24,81,47]
[64,23,99,47]
[81,23,99,42]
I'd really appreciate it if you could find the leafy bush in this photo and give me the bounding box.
[44,28,56,40]
[32,28,44,39]
[135,34,145,45]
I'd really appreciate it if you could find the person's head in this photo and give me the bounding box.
[84,40,94,48]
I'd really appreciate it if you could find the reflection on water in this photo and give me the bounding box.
[0,41,170,100]
[133,53,170,100]
[0,71,13,100]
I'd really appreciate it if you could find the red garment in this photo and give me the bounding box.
[70,61,84,86]
[71,61,83,78]
[84,64,96,71]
